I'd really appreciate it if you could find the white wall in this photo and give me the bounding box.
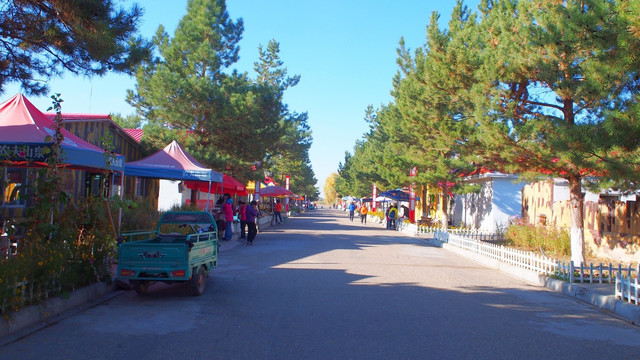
[157,179,182,211]
[489,178,526,231]
[453,175,527,232]
[453,178,491,230]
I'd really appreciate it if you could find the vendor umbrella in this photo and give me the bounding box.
[289,194,305,201]
[378,189,420,202]
[260,185,293,197]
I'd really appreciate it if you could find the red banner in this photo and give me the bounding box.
[372,184,377,211]
[409,167,417,222]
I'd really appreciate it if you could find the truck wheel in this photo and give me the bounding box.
[133,280,150,295]
[190,266,208,296]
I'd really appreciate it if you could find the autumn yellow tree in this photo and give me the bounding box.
[324,173,339,206]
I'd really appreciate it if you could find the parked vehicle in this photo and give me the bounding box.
[117,211,218,296]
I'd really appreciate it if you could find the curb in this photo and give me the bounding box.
[423,238,640,326]
[542,277,640,325]
[0,282,119,347]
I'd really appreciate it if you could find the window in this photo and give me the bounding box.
[1,167,28,206]
[111,172,122,198]
[134,177,148,198]
[85,172,111,198]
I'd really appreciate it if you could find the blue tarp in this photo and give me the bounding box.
[378,189,420,202]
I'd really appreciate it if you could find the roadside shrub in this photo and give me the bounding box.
[0,97,119,317]
[168,202,199,212]
[119,198,162,232]
[1,195,117,317]
[504,221,570,256]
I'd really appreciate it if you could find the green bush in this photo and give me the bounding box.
[505,221,570,256]
[1,195,117,317]
[119,198,162,232]
[1,99,120,317]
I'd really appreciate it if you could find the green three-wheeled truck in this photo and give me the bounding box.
[116,211,219,296]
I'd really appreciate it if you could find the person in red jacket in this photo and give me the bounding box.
[273,199,283,224]
[238,201,247,239]
[223,196,234,240]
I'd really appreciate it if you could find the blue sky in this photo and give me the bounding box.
[5,0,480,197]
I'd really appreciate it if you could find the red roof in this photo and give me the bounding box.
[45,113,111,121]
[124,128,143,143]
[0,94,125,171]
[44,113,140,145]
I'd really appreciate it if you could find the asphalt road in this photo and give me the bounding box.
[1,208,639,360]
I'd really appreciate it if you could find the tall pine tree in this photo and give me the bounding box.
[128,0,258,175]
[473,0,640,264]
[391,1,481,228]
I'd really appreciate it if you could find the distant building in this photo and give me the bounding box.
[58,114,158,208]
[522,179,640,263]
[452,170,527,232]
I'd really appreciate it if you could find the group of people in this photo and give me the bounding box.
[347,202,370,225]
[347,202,399,229]
[220,193,259,245]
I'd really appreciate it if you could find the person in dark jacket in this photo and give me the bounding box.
[245,200,259,245]
[238,201,247,239]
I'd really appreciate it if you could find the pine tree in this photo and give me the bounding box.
[128,0,255,175]
[390,1,481,229]
[473,0,640,264]
[0,0,151,95]
[253,39,312,188]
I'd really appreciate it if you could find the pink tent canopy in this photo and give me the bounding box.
[0,94,124,171]
[124,140,223,183]
[260,185,293,198]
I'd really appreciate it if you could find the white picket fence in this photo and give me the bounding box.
[429,230,639,305]
[555,261,638,285]
[615,266,640,305]
[433,231,557,274]
[415,224,504,242]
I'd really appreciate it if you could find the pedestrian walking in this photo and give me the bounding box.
[245,200,259,245]
[348,202,356,221]
[223,196,234,240]
[359,203,368,224]
[387,204,398,230]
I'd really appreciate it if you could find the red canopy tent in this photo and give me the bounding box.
[0,94,126,233]
[0,94,124,171]
[259,185,293,198]
[184,174,248,196]
[124,140,222,182]
[124,141,223,211]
